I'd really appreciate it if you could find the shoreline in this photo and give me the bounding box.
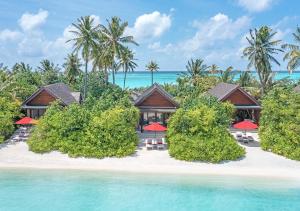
[1,142,300,181]
[1,163,300,181]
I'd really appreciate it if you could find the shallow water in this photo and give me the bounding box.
[0,169,299,211]
[111,71,300,88]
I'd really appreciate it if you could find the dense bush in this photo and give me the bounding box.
[167,99,245,163]
[0,97,19,143]
[259,87,300,160]
[28,93,140,158]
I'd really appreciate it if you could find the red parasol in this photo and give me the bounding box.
[15,117,37,125]
[233,120,258,130]
[144,122,167,132]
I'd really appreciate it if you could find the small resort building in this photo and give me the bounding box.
[22,83,81,119]
[133,83,180,130]
[208,82,261,123]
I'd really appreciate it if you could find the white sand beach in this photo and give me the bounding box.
[1,133,300,180]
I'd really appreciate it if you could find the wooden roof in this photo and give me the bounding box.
[134,83,179,108]
[22,83,80,107]
[208,82,260,106]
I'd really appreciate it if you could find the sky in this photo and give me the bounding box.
[0,0,299,71]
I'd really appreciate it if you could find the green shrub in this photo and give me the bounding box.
[28,96,139,158]
[0,97,19,143]
[167,102,245,163]
[259,87,300,160]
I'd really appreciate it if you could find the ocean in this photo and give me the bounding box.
[0,169,299,211]
[110,71,300,88]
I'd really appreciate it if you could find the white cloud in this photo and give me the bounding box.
[126,11,171,41]
[90,14,101,25]
[180,13,251,53]
[18,9,48,31]
[237,0,274,12]
[0,29,22,41]
[148,42,161,50]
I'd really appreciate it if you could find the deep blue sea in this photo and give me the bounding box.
[110,71,300,88]
[0,169,299,211]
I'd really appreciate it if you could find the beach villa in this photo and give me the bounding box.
[208,82,261,123]
[133,83,180,130]
[21,83,81,119]
[21,82,259,124]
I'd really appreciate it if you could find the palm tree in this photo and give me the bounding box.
[282,27,300,73]
[37,59,61,85]
[238,71,253,87]
[99,16,138,85]
[146,61,159,85]
[209,64,220,74]
[185,58,209,85]
[63,54,82,85]
[243,26,283,94]
[219,66,236,83]
[118,48,137,89]
[67,16,99,100]
[91,44,113,84]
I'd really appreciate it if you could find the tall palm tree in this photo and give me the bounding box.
[282,27,300,73]
[91,44,113,84]
[219,66,236,83]
[185,58,209,85]
[63,54,82,85]
[67,16,99,100]
[118,48,137,89]
[209,64,220,74]
[146,61,159,85]
[243,26,283,94]
[99,16,138,85]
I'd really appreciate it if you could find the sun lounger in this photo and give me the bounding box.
[145,139,153,150]
[247,136,255,142]
[242,136,249,144]
[236,132,243,138]
[157,139,165,150]
[151,139,157,149]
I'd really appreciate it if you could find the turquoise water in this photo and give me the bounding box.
[0,170,300,211]
[111,71,300,88]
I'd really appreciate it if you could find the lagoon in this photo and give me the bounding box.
[111,71,300,88]
[0,169,299,211]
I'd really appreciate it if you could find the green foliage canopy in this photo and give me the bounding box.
[167,98,245,163]
[259,87,300,160]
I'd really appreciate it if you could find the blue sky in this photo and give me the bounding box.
[0,0,299,71]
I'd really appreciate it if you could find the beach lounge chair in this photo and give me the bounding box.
[236,132,243,138]
[145,139,153,150]
[157,139,164,150]
[242,136,249,144]
[247,136,255,142]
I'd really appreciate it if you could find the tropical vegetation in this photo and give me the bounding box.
[28,86,139,158]
[146,60,159,85]
[0,97,19,143]
[167,96,245,163]
[259,87,300,160]
[243,26,283,95]
[282,27,300,73]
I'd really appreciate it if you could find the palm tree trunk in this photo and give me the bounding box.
[112,69,115,84]
[123,69,127,89]
[104,67,109,85]
[151,71,153,85]
[83,57,88,101]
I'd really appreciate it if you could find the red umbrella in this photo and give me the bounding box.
[144,122,167,132]
[144,122,167,138]
[233,120,258,130]
[15,117,37,125]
